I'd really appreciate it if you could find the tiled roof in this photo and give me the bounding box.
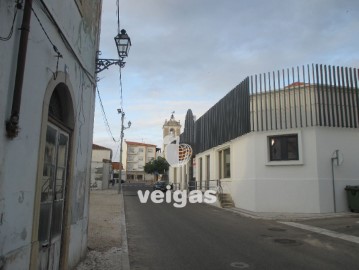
[112,162,123,170]
[125,141,157,147]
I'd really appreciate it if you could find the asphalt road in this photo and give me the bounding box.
[123,183,359,270]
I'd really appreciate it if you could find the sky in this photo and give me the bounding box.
[93,0,359,161]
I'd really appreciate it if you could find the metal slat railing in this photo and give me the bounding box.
[181,64,359,154]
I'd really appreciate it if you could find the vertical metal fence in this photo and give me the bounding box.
[193,78,250,154]
[182,64,359,154]
[250,64,359,132]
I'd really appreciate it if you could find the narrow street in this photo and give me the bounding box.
[124,184,359,270]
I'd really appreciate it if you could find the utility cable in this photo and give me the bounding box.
[31,6,62,58]
[37,0,95,84]
[0,2,22,41]
[96,86,120,142]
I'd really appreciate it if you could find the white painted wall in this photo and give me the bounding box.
[92,149,112,162]
[315,127,359,212]
[91,149,112,189]
[195,126,359,214]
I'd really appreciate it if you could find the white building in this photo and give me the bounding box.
[126,141,157,182]
[91,144,112,189]
[162,113,181,157]
[0,1,102,269]
[173,64,359,214]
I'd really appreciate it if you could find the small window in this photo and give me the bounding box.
[206,155,210,181]
[269,134,299,161]
[218,148,230,179]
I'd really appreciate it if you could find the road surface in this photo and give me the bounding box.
[123,183,359,270]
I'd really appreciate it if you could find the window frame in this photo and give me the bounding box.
[206,155,210,180]
[218,147,231,179]
[266,131,303,166]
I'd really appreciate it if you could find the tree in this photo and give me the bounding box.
[144,156,170,181]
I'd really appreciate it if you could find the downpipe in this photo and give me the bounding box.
[331,149,339,213]
[6,0,33,138]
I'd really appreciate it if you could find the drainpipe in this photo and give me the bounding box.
[331,149,341,213]
[6,0,33,138]
[331,154,337,213]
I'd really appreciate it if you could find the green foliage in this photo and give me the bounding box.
[144,156,169,175]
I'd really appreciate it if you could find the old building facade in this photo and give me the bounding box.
[0,1,102,269]
[91,144,112,189]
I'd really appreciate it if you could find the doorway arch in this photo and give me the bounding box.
[31,72,75,270]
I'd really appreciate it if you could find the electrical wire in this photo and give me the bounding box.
[33,0,124,144]
[96,86,120,142]
[31,5,63,80]
[0,3,20,41]
[31,6,62,57]
[37,0,96,85]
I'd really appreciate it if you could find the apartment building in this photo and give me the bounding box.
[126,141,157,182]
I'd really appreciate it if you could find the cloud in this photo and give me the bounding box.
[94,0,359,156]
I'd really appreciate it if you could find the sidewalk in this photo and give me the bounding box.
[223,206,359,221]
[75,188,129,270]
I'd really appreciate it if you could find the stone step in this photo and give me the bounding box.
[221,202,235,208]
[219,193,235,208]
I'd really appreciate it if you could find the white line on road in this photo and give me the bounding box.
[279,222,359,245]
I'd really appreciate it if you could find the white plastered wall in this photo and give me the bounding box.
[195,127,359,214]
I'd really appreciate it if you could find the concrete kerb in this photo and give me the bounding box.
[119,190,130,270]
[205,202,359,221]
[229,207,359,221]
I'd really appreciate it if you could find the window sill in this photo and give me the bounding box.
[265,160,303,166]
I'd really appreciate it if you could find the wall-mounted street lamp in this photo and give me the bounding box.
[117,108,131,193]
[96,29,131,74]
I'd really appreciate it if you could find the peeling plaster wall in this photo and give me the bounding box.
[0,0,102,269]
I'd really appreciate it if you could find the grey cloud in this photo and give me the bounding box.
[94,0,359,149]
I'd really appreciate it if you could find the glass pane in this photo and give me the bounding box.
[41,126,57,202]
[38,202,52,242]
[224,149,231,178]
[55,168,64,200]
[57,134,68,167]
[55,133,68,200]
[269,137,282,161]
[206,156,210,180]
[287,136,299,160]
[218,151,222,178]
[51,200,63,237]
[269,135,298,161]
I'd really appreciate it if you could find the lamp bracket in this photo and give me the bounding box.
[96,58,126,73]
